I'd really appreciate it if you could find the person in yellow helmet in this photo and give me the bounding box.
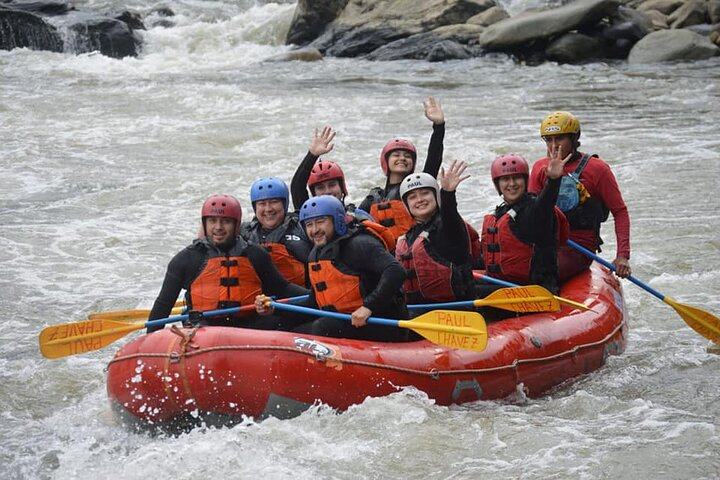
[529,111,631,281]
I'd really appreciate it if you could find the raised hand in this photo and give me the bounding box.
[309,126,336,156]
[439,160,470,192]
[546,143,571,180]
[423,96,445,125]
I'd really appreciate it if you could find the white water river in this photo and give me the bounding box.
[1,1,719,478]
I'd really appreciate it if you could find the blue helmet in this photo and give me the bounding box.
[250,177,289,214]
[299,195,348,237]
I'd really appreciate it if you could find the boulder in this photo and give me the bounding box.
[710,0,720,23]
[545,32,604,63]
[302,0,490,55]
[265,47,324,62]
[467,6,509,26]
[0,1,142,57]
[642,9,670,29]
[628,28,720,62]
[635,0,685,15]
[365,24,484,61]
[286,0,348,46]
[667,0,708,28]
[478,0,621,49]
[0,7,63,51]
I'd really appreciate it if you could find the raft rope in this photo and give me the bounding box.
[106,319,626,379]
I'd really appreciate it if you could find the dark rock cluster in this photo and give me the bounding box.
[286,0,720,64]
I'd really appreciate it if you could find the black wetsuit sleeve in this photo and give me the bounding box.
[290,151,318,211]
[147,248,203,332]
[527,176,561,246]
[437,189,469,265]
[246,244,310,298]
[342,235,406,313]
[422,122,445,177]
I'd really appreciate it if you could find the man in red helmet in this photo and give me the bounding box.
[479,151,570,296]
[147,194,308,333]
[359,96,446,241]
[529,111,631,281]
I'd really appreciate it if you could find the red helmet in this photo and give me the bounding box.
[307,160,348,196]
[380,138,417,175]
[490,154,529,194]
[201,194,242,224]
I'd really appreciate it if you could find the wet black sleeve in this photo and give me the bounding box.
[147,248,203,332]
[422,122,445,177]
[437,189,469,264]
[290,151,318,211]
[246,244,310,298]
[342,235,406,313]
[528,176,561,246]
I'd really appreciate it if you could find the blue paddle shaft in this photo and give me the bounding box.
[566,240,666,301]
[145,295,309,329]
[269,301,400,328]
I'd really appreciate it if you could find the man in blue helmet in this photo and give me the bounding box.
[256,195,411,342]
[241,177,311,286]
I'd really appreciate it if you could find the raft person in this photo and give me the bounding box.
[256,195,411,342]
[240,177,311,286]
[289,126,373,222]
[147,194,307,333]
[396,161,479,308]
[358,96,446,241]
[479,153,570,296]
[529,111,631,280]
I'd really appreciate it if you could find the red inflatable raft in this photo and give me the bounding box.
[106,262,627,430]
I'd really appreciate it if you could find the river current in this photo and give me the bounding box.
[1,1,719,478]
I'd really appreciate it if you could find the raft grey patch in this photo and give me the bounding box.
[259,393,313,420]
[452,379,483,402]
[613,290,624,313]
[294,337,335,360]
[531,335,543,348]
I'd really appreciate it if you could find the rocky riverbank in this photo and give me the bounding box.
[286,0,720,64]
[0,0,146,58]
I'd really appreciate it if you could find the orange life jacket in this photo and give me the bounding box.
[369,199,415,241]
[189,243,263,312]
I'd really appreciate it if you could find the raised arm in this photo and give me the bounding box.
[421,96,445,177]
[290,126,336,210]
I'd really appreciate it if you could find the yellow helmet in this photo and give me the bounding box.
[540,111,580,137]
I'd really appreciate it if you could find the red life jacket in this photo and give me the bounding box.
[369,199,415,241]
[480,207,569,284]
[396,231,457,302]
[189,241,263,312]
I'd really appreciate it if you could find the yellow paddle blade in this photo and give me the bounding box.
[476,285,561,312]
[400,310,487,352]
[666,297,720,344]
[39,319,145,359]
[88,306,183,322]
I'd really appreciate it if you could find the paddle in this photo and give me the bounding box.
[472,271,590,311]
[408,285,560,313]
[268,301,487,352]
[567,239,720,344]
[88,306,184,322]
[39,295,310,359]
[88,299,186,322]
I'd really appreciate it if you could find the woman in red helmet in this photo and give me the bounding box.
[358,96,446,241]
[147,194,308,333]
[479,151,570,295]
